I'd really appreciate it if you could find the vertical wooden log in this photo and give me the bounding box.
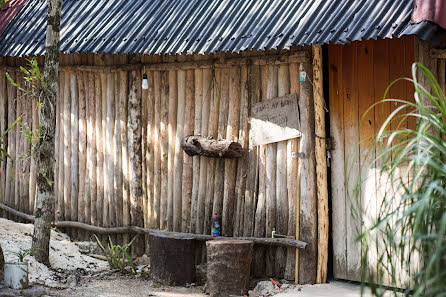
[63,71,72,221]
[15,74,24,217]
[153,71,161,229]
[173,70,185,232]
[222,67,240,236]
[312,44,329,284]
[120,70,130,242]
[285,62,300,281]
[252,65,268,277]
[181,70,195,232]
[190,69,202,233]
[0,70,7,216]
[56,72,64,220]
[204,68,220,234]
[100,66,108,229]
[265,64,278,276]
[234,66,249,236]
[14,72,22,217]
[95,70,104,227]
[196,68,211,234]
[146,70,155,229]
[86,72,96,229]
[106,69,115,229]
[114,70,123,236]
[212,67,229,222]
[128,70,144,254]
[243,64,261,237]
[167,70,177,231]
[160,71,169,230]
[274,64,290,278]
[298,58,317,285]
[70,72,79,227]
[5,71,16,218]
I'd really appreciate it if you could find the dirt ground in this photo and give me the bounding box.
[48,273,206,297]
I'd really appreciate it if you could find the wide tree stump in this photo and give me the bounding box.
[206,240,254,297]
[181,135,243,158]
[149,232,196,285]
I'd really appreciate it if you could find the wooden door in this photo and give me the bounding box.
[328,36,415,282]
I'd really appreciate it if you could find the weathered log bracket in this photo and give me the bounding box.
[181,135,243,158]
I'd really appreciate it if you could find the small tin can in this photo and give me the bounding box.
[211,215,221,237]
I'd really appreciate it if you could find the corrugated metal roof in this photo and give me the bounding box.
[0,0,28,38]
[412,0,446,30]
[0,0,441,57]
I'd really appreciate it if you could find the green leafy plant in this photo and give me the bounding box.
[358,62,446,297]
[94,235,138,275]
[9,247,40,263]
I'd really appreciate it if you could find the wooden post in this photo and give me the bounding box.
[243,64,261,237]
[56,72,64,221]
[212,67,229,221]
[190,69,202,233]
[298,57,317,284]
[145,69,155,229]
[167,70,177,231]
[120,69,130,241]
[0,70,7,216]
[196,68,211,234]
[204,68,220,234]
[70,72,79,229]
[14,71,22,217]
[265,64,278,276]
[77,71,87,236]
[106,68,115,230]
[252,65,268,277]
[181,70,195,232]
[222,67,240,236]
[160,71,169,230]
[5,71,16,219]
[173,70,185,232]
[95,69,104,227]
[86,72,97,229]
[63,71,72,221]
[312,44,329,284]
[286,62,300,281]
[153,71,161,229]
[128,70,144,254]
[114,70,123,238]
[234,66,249,236]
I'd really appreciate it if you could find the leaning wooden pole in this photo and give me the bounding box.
[312,44,329,284]
[32,0,63,265]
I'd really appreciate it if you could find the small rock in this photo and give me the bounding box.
[21,286,49,297]
[250,280,275,297]
[66,274,79,288]
[280,284,289,290]
[134,254,150,265]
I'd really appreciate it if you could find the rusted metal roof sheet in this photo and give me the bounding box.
[0,0,28,38]
[0,0,443,57]
[412,0,446,30]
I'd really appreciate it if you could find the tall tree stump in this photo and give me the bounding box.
[206,240,254,297]
[149,232,196,285]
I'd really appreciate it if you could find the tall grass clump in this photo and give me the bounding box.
[359,63,446,297]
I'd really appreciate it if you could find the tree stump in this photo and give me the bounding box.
[206,240,254,297]
[149,232,196,285]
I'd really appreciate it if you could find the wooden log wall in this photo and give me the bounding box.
[0,49,320,282]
